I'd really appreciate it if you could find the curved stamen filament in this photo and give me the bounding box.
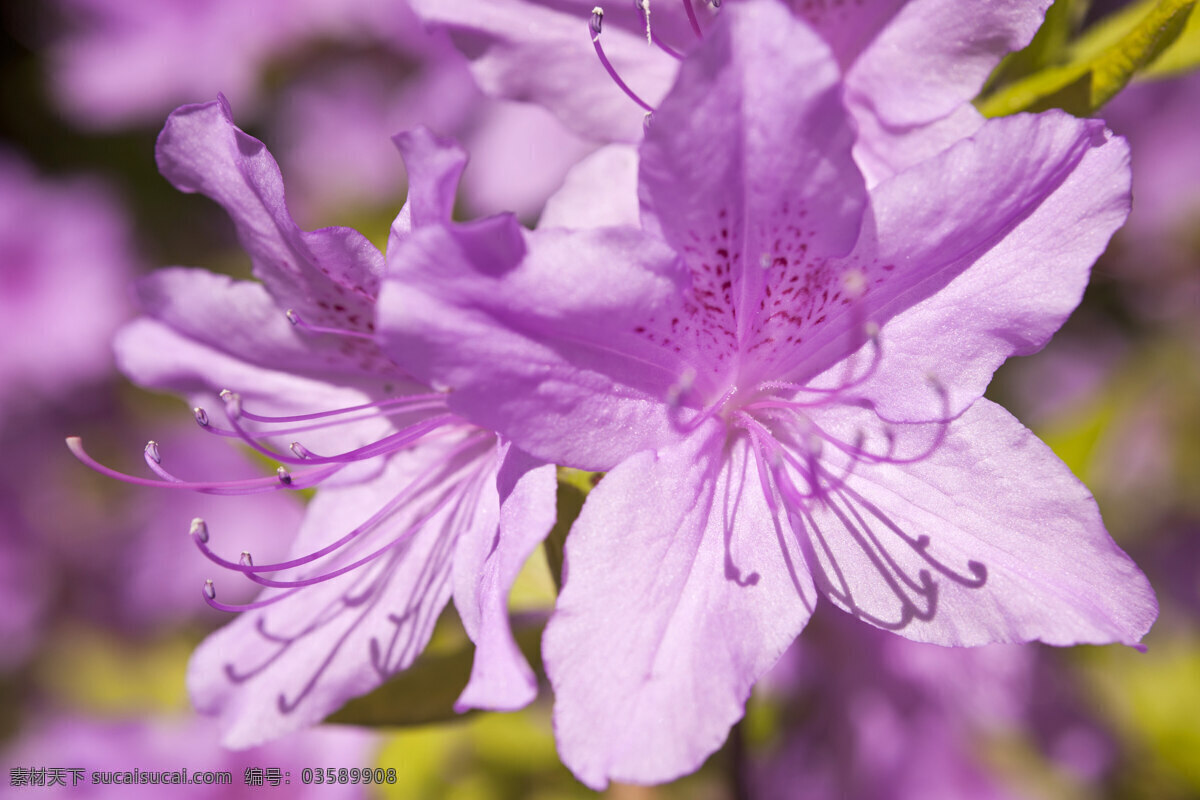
[217,394,460,466]
[192,431,493,576]
[755,325,882,400]
[235,392,450,425]
[681,0,703,39]
[673,384,737,434]
[202,580,305,613]
[589,7,655,112]
[243,484,461,590]
[67,436,343,495]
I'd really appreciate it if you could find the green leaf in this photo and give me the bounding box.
[327,618,546,728]
[977,0,1196,117]
[1141,2,1200,76]
[983,0,1086,91]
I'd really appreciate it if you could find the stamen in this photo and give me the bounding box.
[193,407,210,427]
[754,322,882,400]
[240,551,254,567]
[145,440,161,464]
[67,436,344,495]
[286,309,376,342]
[674,384,737,433]
[190,431,494,577]
[589,7,655,112]
[189,517,209,543]
[682,0,703,39]
[666,366,697,408]
[201,579,305,613]
[635,0,651,44]
[277,466,293,485]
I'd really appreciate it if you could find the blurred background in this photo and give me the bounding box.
[0,0,1196,797]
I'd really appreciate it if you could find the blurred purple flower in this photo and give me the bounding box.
[70,98,556,747]
[754,608,1118,799]
[753,610,1033,800]
[0,151,134,414]
[47,0,598,223]
[4,712,375,797]
[46,0,423,129]
[381,1,1155,786]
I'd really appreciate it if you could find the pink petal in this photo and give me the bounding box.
[544,426,816,788]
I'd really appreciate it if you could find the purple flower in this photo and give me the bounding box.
[70,97,556,747]
[0,150,134,413]
[412,0,1049,182]
[381,1,1156,787]
[752,610,1036,800]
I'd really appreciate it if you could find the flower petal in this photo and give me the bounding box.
[800,398,1156,647]
[125,267,402,382]
[409,0,686,142]
[380,219,693,470]
[453,442,557,711]
[767,111,1129,414]
[389,126,468,241]
[544,426,816,788]
[539,144,641,230]
[639,0,867,348]
[189,437,496,747]
[839,0,1049,130]
[156,97,383,336]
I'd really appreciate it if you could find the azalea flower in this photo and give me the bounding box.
[68,97,556,747]
[410,0,1050,182]
[380,0,1156,787]
[0,150,134,414]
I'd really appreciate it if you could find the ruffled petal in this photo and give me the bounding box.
[156,97,383,336]
[389,126,468,241]
[454,443,556,711]
[126,267,402,381]
[544,426,817,788]
[798,398,1156,647]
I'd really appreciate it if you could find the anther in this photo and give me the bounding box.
[145,440,161,464]
[286,309,300,325]
[277,466,293,486]
[189,517,210,543]
[221,390,242,417]
[193,407,210,427]
[590,6,604,39]
[239,551,254,567]
[842,268,867,298]
[710,0,720,7]
[643,112,654,132]
[636,0,651,44]
[290,442,314,459]
[203,579,216,600]
[667,366,697,407]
